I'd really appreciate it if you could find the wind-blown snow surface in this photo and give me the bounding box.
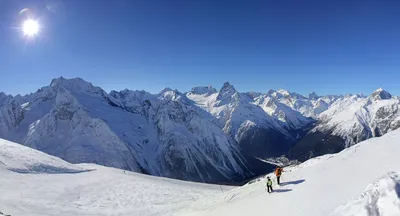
[182,129,400,216]
[0,138,86,174]
[0,138,230,216]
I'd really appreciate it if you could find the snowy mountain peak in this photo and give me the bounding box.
[221,82,235,90]
[109,89,156,105]
[159,87,188,101]
[158,88,185,101]
[308,92,319,100]
[50,77,89,87]
[49,77,104,95]
[216,82,240,103]
[277,89,290,96]
[370,88,392,100]
[245,91,262,99]
[0,92,10,100]
[190,86,217,95]
[0,92,12,105]
[159,87,173,95]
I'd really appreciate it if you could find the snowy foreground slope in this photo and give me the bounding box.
[182,129,400,216]
[1,130,399,216]
[0,138,230,216]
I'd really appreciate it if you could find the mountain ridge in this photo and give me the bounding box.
[0,77,399,183]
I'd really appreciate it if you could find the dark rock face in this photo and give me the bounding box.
[371,88,392,100]
[372,104,400,136]
[288,124,374,161]
[237,126,293,159]
[308,92,319,100]
[190,86,217,96]
[288,130,346,161]
[235,124,313,176]
[216,82,240,105]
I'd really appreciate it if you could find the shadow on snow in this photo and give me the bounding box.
[395,182,400,199]
[9,164,95,174]
[273,188,293,193]
[279,179,306,186]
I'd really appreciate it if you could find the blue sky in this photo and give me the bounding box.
[1,0,400,96]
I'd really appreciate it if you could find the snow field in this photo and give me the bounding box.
[181,129,400,216]
[1,128,400,216]
[0,138,232,216]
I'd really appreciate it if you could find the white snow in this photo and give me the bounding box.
[315,94,400,145]
[0,78,251,183]
[180,129,400,216]
[1,129,400,216]
[332,172,400,216]
[187,84,313,143]
[3,77,400,216]
[0,138,85,173]
[1,127,400,216]
[0,138,231,216]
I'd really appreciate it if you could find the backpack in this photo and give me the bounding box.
[277,168,282,175]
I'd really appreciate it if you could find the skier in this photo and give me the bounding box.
[266,176,273,193]
[275,166,283,185]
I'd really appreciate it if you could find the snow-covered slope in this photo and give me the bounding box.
[181,129,400,216]
[264,89,340,118]
[0,138,229,216]
[252,94,311,129]
[187,83,313,156]
[290,89,400,160]
[186,83,315,175]
[0,138,86,173]
[1,117,400,216]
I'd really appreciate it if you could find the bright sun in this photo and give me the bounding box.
[22,19,40,37]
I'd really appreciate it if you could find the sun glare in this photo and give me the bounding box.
[22,19,40,37]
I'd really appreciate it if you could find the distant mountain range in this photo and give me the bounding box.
[1,77,399,183]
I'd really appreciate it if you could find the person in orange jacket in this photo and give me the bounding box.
[275,166,283,185]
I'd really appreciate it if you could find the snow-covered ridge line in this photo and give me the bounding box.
[0,77,254,183]
[0,138,88,173]
[0,76,399,183]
